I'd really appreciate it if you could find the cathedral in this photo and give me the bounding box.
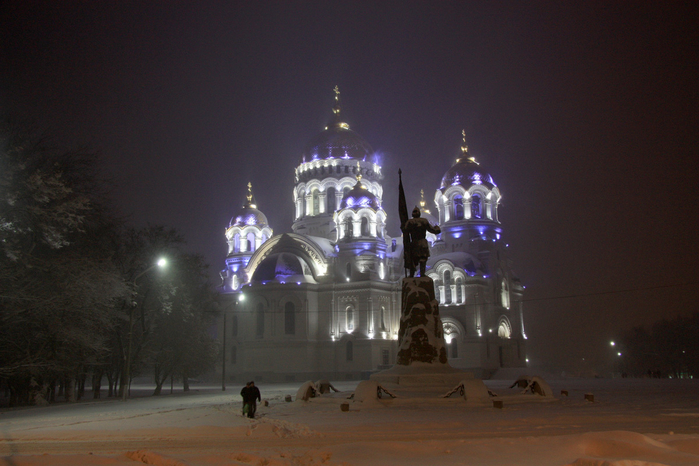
[219,89,527,382]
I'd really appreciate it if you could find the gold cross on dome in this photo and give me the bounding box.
[334,85,340,99]
[246,182,253,203]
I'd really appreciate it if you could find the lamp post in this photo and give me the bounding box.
[122,258,167,401]
[222,293,244,391]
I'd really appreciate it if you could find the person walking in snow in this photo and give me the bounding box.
[240,381,261,418]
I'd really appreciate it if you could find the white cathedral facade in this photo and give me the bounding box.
[219,91,527,382]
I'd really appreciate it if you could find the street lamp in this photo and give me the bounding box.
[222,293,244,391]
[122,258,167,401]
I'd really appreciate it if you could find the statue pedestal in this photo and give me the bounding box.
[371,277,473,394]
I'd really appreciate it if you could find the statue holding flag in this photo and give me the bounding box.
[398,170,441,277]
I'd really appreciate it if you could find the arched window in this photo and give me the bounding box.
[284,302,295,335]
[444,270,452,304]
[343,186,351,197]
[454,195,464,220]
[433,277,442,303]
[380,306,387,331]
[455,277,463,304]
[450,339,458,359]
[361,217,369,236]
[346,305,354,332]
[471,194,482,219]
[312,189,319,215]
[255,303,264,339]
[234,234,240,253]
[346,341,353,361]
[501,279,510,309]
[299,190,306,217]
[327,187,336,213]
[247,232,255,252]
[345,218,352,239]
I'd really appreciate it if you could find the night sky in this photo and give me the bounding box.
[2,1,697,371]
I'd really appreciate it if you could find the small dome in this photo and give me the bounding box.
[440,156,496,190]
[229,206,268,228]
[302,125,374,163]
[229,182,269,228]
[340,180,380,210]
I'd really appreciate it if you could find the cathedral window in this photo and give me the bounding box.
[455,277,463,304]
[361,217,369,236]
[247,232,255,252]
[380,306,387,331]
[234,234,240,253]
[444,270,452,304]
[450,339,458,359]
[312,189,320,215]
[327,187,336,213]
[453,195,464,220]
[501,279,510,309]
[255,303,264,339]
[346,341,353,361]
[285,302,295,335]
[346,305,355,332]
[471,194,482,219]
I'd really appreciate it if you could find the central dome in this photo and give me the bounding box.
[301,124,374,163]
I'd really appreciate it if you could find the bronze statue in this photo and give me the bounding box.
[398,170,441,277]
[404,206,440,277]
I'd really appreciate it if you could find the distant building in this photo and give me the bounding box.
[219,89,526,382]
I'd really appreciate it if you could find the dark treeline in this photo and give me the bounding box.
[619,313,699,379]
[0,119,220,406]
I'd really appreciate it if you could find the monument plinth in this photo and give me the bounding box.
[371,276,472,391]
[397,277,448,366]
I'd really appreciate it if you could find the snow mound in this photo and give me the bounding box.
[565,459,670,466]
[295,381,317,401]
[461,379,491,404]
[125,450,186,466]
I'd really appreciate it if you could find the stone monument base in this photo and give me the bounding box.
[370,363,473,392]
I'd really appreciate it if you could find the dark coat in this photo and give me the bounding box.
[240,385,261,404]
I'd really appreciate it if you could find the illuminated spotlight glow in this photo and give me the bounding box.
[617,352,622,356]
[346,277,350,282]
[526,358,529,363]
[610,341,615,346]
[239,294,245,301]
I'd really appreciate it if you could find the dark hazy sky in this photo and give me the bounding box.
[2,1,697,370]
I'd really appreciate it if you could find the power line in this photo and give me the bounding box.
[521,281,699,303]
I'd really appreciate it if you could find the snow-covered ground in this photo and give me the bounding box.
[2,377,699,465]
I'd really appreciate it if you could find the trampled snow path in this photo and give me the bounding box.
[2,378,699,465]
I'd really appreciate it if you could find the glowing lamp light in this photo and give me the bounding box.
[610,341,615,346]
[617,352,622,357]
[238,294,245,302]
[346,277,350,282]
[157,258,167,268]
[526,358,529,363]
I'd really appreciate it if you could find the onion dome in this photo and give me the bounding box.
[301,86,374,163]
[340,165,380,210]
[229,183,269,228]
[439,131,496,190]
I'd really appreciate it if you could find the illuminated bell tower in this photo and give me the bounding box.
[220,183,273,292]
[434,131,502,248]
[292,86,384,240]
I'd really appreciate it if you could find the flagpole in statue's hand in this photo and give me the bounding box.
[398,168,414,277]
